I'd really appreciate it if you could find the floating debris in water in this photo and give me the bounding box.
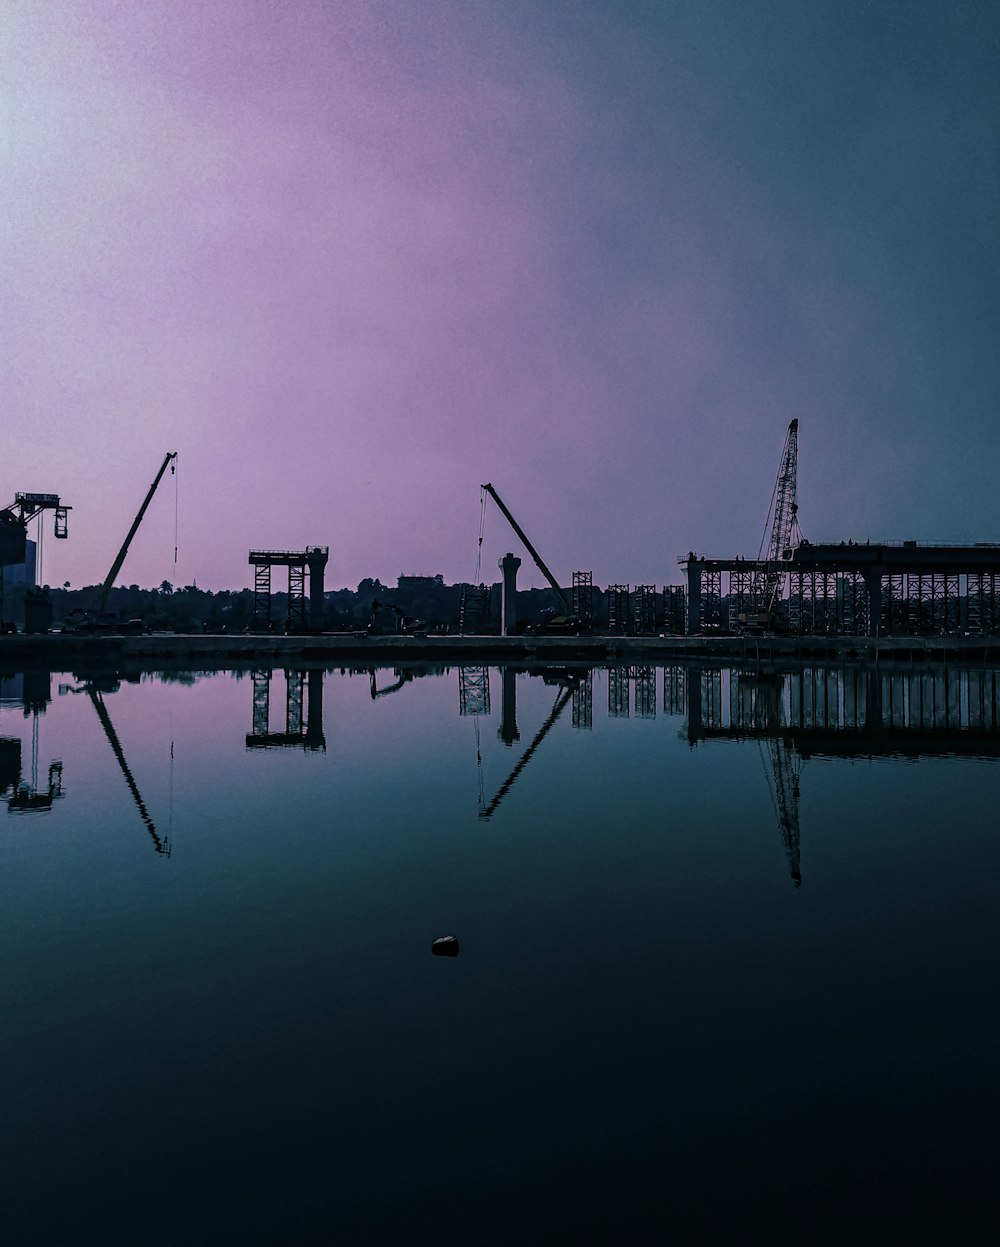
[431,935,460,957]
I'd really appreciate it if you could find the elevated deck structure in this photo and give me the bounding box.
[681,542,1000,637]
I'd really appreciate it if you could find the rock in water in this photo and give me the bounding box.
[431,935,460,957]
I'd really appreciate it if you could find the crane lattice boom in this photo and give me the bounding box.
[753,419,799,613]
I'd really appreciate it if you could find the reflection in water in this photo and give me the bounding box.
[478,677,576,820]
[2,660,998,1240]
[87,687,170,856]
[1,671,63,815]
[459,661,1000,887]
[246,667,326,752]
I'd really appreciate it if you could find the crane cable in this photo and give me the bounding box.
[172,456,179,568]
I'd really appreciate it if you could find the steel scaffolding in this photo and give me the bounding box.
[608,666,629,716]
[663,667,686,715]
[633,585,656,636]
[460,583,491,634]
[607,585,630,635]
[632,666,656,718]
[253,564,271,631]
[572,571,593,625]
[459,666,491,716]
[572,671,593,730]
[287,563,307,634]
[701,571,722,631]
[664,586,686,635]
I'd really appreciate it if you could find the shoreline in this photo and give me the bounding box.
[2,630,1000,673]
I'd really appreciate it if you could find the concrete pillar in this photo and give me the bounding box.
[306,547,329,632]
[499,666,520,745]
[499,553,521,636]
[686,561,702,635]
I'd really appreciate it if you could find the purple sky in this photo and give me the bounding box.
[4,1,998,592]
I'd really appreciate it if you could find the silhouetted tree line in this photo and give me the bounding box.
[3,577,615,632]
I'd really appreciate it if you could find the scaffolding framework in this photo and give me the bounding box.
[663,667,686,715]
[460,583,491,634]
[287,563,307,635]
[608,666,629,716]
[607,585,630,635]
[700,571,723,631]
[632,665,656,718]
[571,671,593,730]
[253,565,272,632]
[633,585,656,636]
[458,666,491,716]
[572,571,594,625]
[664,586,686,635]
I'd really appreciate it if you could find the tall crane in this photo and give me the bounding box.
[96,452,177,613]
[480,483,575,622]
[750,420,800,622]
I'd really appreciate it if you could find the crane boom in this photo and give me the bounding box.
[98,452,177,611]
[480,483,572,616]
[752,420,799,615]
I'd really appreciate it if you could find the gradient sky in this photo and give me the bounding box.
[4,0,998,592]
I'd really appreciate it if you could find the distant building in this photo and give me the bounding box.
[3,538,36,587]
[397,574,444,589]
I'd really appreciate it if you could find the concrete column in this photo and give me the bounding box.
[306,547,329,632]
[499,553,521,636]
[686,561,703,635]
[499,666,520,745]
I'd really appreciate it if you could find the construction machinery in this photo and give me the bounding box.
[480,483,585,634]
[742,421,800,633]
[59,678,170,853]
[0,492,71,632]
[368,599,425,635]
[65,452,177,633]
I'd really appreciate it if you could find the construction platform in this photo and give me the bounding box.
[2,631,1000,670]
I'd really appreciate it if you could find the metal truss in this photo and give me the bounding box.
[287,562,307,634]
[700,571,722,631]
[572,671,593,730]
[286,668,304,736]
[459,666,491,716]
[460,583,491,633]
[882,574,906,634]
[253,564,271,631]
[729,568,755,631]
[631,586,656,636]
[608,665,629,716]
[664,586,686,635]
[572,571,593,625]
[607,585,630,635]
[252,669,271,737]
[631,665,656,718]
[663,667,686,715]
[968,573,999,634]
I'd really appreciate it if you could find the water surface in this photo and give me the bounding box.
[1,663,997,1243]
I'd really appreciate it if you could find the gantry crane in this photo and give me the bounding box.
[480,483,583,632]
[745,420,800,630]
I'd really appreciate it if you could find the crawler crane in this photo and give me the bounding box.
[480,483,585,633]
[744,421,800,633]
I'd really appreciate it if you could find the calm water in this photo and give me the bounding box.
[1,662,997,1244]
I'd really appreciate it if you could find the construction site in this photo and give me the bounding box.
[2,425,1000,657]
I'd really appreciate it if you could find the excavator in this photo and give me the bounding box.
[367,599,425,635]
[64,452,177,634]
[480,483,587,634]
